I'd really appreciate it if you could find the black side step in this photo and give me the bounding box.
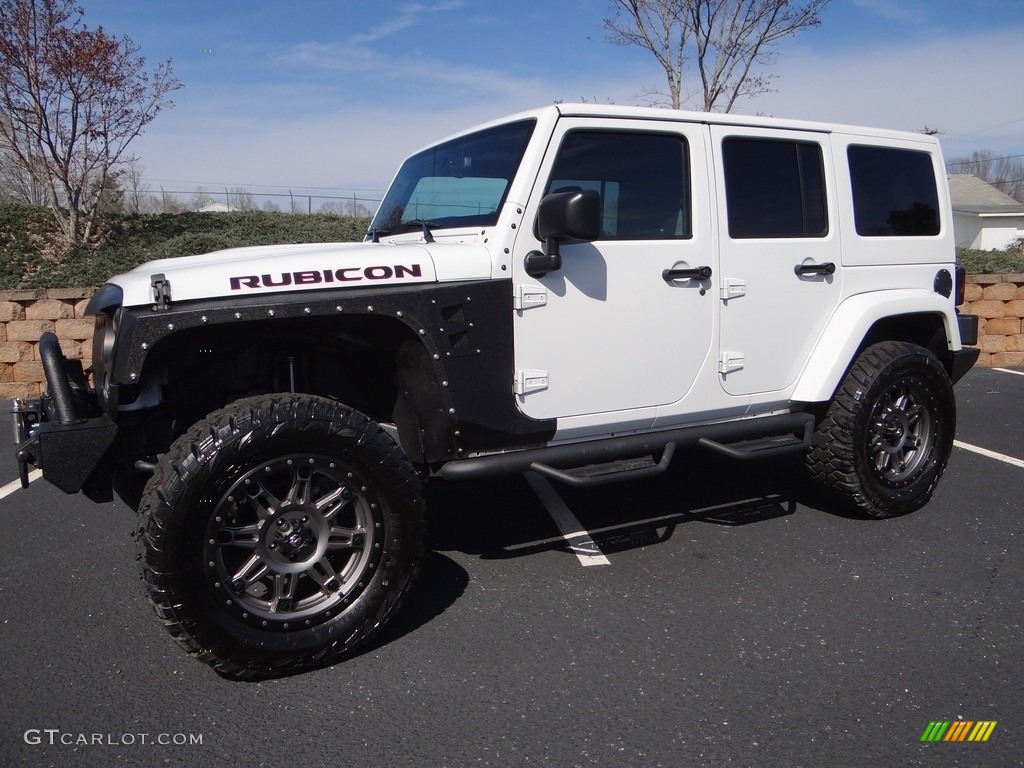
[698,422,813,461]
[435,411,815,485]
[529,443,676,488]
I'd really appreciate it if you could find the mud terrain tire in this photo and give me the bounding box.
[806,341,955,518]
[137,393,425,679]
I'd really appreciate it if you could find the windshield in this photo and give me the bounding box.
[369,119,536,237]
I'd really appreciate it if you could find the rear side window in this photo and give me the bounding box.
[722,137,827,239]
[546,131,691,240]
[848,145,940,236]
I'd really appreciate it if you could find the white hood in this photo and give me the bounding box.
[109,240,493,308]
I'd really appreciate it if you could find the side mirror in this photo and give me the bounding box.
[525,189,601,278]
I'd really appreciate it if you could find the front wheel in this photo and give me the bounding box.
[806,341,956,518]
[137,393,425,679]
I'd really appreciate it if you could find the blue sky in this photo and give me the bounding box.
[78,0,1024,209]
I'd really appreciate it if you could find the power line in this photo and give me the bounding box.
[947,115,1024,140]
[947,153,1024,167]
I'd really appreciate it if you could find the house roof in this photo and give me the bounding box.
[197,202,239,213]
[948,174,1024,215]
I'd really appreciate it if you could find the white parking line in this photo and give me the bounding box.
[0,470,42,501]
[524,472,611,567]
[993,367,1024,377]
[954,440,1024,469]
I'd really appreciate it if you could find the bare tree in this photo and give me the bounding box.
[190,185,214,210]
[226,186,255,211]
[121,158,148,213]
[0,0,181,247]
[158,188,186,214]
[320,198,372,217]
[0,140,47,204]
[604,0,830,111]
[947,150,1024,204]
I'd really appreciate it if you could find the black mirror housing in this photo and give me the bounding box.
[525,189,601,278]
[537,189,601,243]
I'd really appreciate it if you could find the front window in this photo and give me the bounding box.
[545,130,691,240]
[369,119,536,237]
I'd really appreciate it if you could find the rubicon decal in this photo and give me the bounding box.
[230,264,424,290]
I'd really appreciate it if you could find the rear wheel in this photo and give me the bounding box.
[806,341,955,518]
[137,393,424,679]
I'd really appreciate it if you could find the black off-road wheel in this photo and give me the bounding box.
[136,393,425,679]
[806,341,956,518]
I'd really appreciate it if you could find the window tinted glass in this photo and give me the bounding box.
[848,145,940,236]
[370,119,535,235]
[722,138,827,239]
[546,131,691,240]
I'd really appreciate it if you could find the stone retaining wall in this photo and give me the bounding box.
[961,275,1024,368]
[1,278,1021,397]
[0,289,95,399]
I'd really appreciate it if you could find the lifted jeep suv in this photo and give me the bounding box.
[13,104,979,678]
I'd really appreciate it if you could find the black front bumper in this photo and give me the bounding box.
[12,332,116,501]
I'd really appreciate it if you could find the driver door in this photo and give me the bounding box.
[511,118,715,427]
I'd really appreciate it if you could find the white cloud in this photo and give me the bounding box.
[348,1,467,44]
[737,26,1024,158]
[281,41,550,103]
[133,15,1024,203]
[852,0,922,23]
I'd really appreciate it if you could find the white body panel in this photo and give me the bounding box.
[510,117,717,424]
[709,125,843,397]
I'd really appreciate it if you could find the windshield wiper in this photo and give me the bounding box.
[405,219,438,243]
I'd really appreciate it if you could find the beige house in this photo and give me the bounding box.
[948,174,1024,250]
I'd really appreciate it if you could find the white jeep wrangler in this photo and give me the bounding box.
[13,104,979,678]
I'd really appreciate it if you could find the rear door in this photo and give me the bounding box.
[710,126,843,397]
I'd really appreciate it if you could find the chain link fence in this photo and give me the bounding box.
[148,188,383,216]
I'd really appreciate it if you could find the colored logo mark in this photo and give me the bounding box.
[921,721,997,742]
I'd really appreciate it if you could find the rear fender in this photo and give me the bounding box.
[792,290,958,403]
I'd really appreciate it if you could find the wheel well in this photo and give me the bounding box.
[815,312,952,406]
[858,312,949,362]
[140,315,426,443]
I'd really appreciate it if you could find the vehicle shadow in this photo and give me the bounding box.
[424,446,856,562]
[360,549,470,648]
[254,449,859,679]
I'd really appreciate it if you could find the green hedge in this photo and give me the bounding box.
[957,246,1024,275]
[0,204,371,289]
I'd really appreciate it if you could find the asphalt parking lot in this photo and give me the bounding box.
[1,367,1021,768]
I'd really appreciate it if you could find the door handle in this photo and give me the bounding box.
[795,262,835,276]
[663,265,712,281]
